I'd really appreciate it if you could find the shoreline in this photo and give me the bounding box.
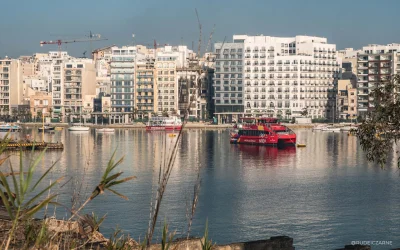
[19,122,315,130]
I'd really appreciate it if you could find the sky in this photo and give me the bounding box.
[1,0,400,58]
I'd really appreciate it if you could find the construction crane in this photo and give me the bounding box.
[40,34,108,57]
[195,8,202,58]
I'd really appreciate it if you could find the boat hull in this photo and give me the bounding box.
[38,127,55,132]
[146,125,182,131]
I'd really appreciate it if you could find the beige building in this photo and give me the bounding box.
[0,57,24,115]
[135,59,157,116]
[30,92,52,117]
[63,60,96,114]
[82,95,96,114]
[337,79,357,120]
[101,96,111,112]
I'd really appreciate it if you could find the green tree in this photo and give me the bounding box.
[162,109,169,117]
[300,108,308,117]
[132,107,138,121]
[277,110,283,119]
[357,74,400,166]
[285,109,291,119]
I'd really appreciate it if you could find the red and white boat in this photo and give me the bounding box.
[230,117,296,148]
[146,116,182,131]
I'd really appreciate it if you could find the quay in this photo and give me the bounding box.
[21,122,315,129]
[4,142,64,150]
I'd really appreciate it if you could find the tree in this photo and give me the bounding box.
[300,108,308,117]
[162,109,169,117]
[132,107,138,121]
[285,109,292,119]
[49,108,53,119]
[357,74,400,166]
[277,110,283,119]
[36,110,43,122]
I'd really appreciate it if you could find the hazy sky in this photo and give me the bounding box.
[1,0,400,58]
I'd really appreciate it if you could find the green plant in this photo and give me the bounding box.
[69,149,136,220]
[357,74,400,166]
[105,226,132,250]
[0,146,63,249]
[201,219,213,250]
[161,220,176,250]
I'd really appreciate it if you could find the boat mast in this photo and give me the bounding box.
[42,111,44,143]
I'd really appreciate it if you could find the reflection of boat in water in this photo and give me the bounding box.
[235,144,296,158]
[38,124,55,132]
[0,123,22,132]
[96,128,115,133]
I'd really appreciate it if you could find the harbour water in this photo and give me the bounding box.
[7,128,400,249]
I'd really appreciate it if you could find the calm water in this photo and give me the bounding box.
[8,128,400,249]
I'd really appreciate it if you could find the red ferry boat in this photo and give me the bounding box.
[230,117,296,148]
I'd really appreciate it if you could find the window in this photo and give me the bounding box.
[77,64,83,68]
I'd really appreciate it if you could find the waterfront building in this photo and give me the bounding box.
[155,46,194,115]
[337,80,357,120]
[213,35,341,122]
[110,46,140,114]
[0,57,23,115]
[177,68,201,118]
[35,51,71,119]
[356,44,400,117]
[135,58,157,117]
[29,91,52,117]
[93,45,115,96]
[63,59,96,115]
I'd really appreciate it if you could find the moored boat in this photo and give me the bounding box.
[146,116,182,131]
[230,117,296,148]
[68,123,90,131]
[38,124,55,132]
[313,124,328,131]
[322,126,341,132]
[0,123,22,132]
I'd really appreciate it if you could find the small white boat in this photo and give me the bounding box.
[322,126,342,132]
[68,123,90,131]
[0,123,22,132]
[312,124,328,131]
[96,128,115,133]
[340,126,358,132]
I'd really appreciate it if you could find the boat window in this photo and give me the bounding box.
[239,130,269,136]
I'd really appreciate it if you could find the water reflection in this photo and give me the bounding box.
[4,128,400,250]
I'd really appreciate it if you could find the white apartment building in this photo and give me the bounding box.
[357,43,400,116]
[213,35,341,121]
[35,51,71,117]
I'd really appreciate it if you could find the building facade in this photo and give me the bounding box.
[0,57,24,115]
[135,59,156,116]
[357,43,400,116]
[213,35,341,122]
[110,46,138,113]
[63,59,96,114]
[29,92,52,117]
